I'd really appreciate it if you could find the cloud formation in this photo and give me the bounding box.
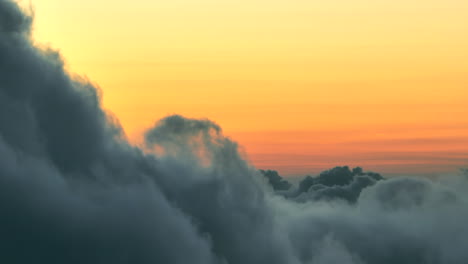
[1,1,468,263]
[260,169,293,191]
[293,166,384,203]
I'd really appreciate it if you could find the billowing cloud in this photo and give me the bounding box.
[1,1,468,263]
[260,169,293,191]
[294,166,384,203]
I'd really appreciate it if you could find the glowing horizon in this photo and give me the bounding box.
[30,0,468,176]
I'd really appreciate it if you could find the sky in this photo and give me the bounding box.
[30,0,468,176]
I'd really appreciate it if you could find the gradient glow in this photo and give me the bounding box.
[30,0,468,175]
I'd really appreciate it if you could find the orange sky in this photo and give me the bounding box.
[30,0,468,176]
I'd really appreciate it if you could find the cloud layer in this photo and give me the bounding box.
[1,1,468,263]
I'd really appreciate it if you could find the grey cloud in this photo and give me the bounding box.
[0,1,218,263]
[260,169,293,191]
[1,1,468,263]
[144,115,292,264]
[294,166,383,203]
[263,166,384,203]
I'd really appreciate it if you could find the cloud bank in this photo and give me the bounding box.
[1,1,468,263]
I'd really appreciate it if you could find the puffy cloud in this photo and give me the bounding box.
[144,115,291,264]
[0,1,218,263]
[260,169,292,191]
[261,166,384,203]
[1,1,468,263]
[294,166,384,203]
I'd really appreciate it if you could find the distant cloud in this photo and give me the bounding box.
[1,1,468,263]
[260,169,292,191]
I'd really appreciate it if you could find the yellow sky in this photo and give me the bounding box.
[30,0,468,175]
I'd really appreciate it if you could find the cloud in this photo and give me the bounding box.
[1,1,468,263]
[293,166,384,203]
[260,169,293,191]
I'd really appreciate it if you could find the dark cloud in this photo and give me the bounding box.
[259,167,382,203]
[144,115,290,264]
[292,166,384,203]
[0,1,218,263]
[260,169,292,191]
[1,1,468,263]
